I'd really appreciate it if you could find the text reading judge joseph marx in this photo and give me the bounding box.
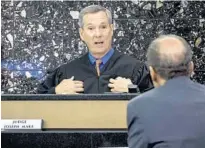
[37,5,153,94]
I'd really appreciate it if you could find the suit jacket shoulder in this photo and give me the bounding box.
[127,76,205,148]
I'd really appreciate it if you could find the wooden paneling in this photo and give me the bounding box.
[1,100,128,129]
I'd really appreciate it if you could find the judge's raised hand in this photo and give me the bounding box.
[108,77,132,93]
[55,77,84,94]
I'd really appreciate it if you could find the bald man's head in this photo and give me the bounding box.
[147,35,193,80]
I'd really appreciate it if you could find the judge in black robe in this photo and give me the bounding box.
[37,49,153,94]
[37,5,153,94]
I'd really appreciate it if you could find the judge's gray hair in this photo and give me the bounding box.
[78,5,112,28]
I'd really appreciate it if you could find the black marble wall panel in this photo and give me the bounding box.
[2,133,93,148]
[1,0,205,94]
[2,132,128,148]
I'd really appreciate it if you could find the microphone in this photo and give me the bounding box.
[128,84,140,93]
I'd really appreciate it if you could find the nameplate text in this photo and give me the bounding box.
[1,119,43,130]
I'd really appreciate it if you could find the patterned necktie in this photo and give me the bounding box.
[95,59,102,76]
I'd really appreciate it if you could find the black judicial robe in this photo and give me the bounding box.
[37,50,153,94]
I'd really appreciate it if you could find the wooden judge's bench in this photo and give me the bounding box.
[1,94,138,148]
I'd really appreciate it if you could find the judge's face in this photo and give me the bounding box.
[79,11,113,58]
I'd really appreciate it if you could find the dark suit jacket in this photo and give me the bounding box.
[127,76,205,148]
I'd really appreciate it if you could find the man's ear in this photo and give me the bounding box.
[149,66,157,82]
[189,61,194,76]
[149,66,160,88]
[79,28,84,41]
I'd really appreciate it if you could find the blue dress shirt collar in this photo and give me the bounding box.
[88,48,114,67]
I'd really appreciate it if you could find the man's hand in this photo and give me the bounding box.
[55,77,84,94]
[108,77,132,93]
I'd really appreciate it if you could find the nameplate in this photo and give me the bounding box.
[1,119,43,131]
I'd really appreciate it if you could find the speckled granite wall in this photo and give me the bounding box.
[1,1,205,94]
[2,132,128,148]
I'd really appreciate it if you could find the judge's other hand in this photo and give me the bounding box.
[55,78,84,94]
[108,77,132,93]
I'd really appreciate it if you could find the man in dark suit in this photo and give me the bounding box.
[127,34,205,148]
